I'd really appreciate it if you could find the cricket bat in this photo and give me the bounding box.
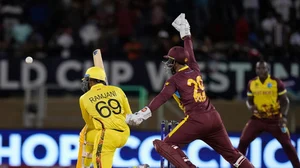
[93,49,104,69]
[93,49,108,84]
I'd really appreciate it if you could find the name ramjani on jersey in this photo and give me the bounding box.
[89,91,117,103]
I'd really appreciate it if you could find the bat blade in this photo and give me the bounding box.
[93,49,108,84]
[93,49,104,69]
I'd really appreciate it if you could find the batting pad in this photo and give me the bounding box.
[153,139,191,168]
[76,125,88,168]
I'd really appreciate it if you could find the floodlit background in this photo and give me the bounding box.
[0,0,300,167]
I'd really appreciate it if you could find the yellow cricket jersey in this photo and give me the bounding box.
[247,75,287,118]
[79,83,132,131]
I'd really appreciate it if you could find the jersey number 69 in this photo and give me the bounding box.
[95,99,121,118]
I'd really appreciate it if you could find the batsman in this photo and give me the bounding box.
[127,14,254,168]
[76,66,134,168]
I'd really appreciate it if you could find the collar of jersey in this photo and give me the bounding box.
[91,83,105,89]
[256,74,271,84]
[257,74,271,80]
[178,65,189,72]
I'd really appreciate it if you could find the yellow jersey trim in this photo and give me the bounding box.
[247,92,253,96]
[172,94,185,111]
[166,56,175,60]
[278,89,287,95]
[168,115,189,137]
[178,65,189,72]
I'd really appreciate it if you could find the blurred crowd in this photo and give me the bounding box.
[0,0,300,62]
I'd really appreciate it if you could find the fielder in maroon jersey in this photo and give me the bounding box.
[126,14,254,168]
[237,61,300,167]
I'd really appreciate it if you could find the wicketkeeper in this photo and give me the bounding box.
[127,14,254,168]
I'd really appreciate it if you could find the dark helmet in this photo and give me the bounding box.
[163,46,189,64]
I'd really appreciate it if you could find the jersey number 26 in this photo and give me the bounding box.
[187,76,206,102]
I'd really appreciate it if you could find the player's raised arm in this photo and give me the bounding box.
[172,13,200,72]
[184,36,199,72]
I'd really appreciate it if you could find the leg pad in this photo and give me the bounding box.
[153,139,191,168]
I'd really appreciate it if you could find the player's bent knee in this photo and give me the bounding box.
[153,139,193,168]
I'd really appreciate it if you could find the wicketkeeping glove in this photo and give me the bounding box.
[126,114,143,126]
[172,13,185,31]
[135,106,152,120]
[172,13,191,39]
[131,106,152,125]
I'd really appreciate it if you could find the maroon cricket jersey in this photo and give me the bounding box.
[148,36,214,115]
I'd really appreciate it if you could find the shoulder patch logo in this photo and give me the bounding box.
[267,82,272,88]
[165,82,169,86]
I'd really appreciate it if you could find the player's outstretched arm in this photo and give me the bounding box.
[172,14,199,71]
[127,79,176,126]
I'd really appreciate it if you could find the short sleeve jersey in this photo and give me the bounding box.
[247,75,287,118]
